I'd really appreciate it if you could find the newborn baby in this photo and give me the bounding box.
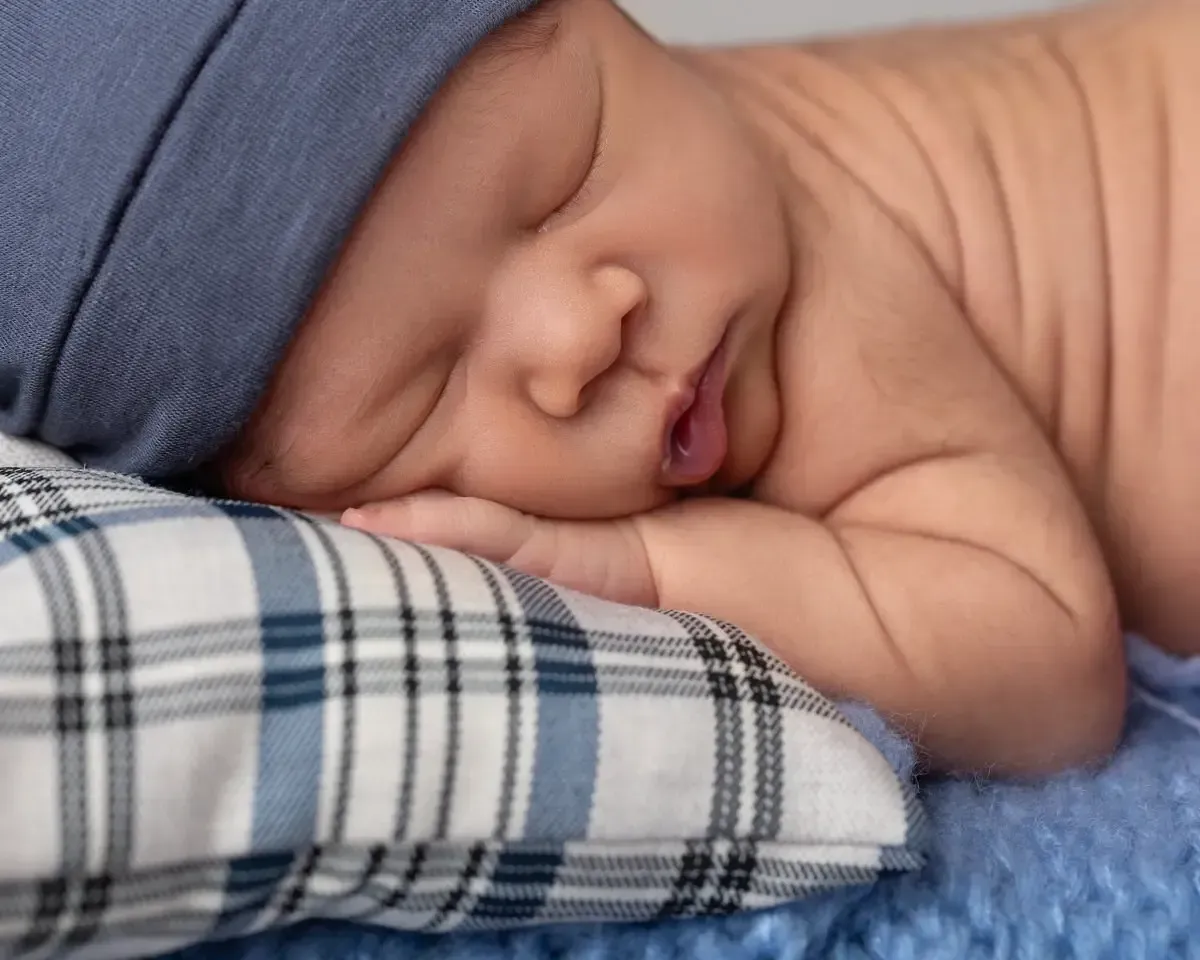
[6,0,1193,776]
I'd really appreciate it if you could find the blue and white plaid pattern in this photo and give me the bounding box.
[0,439,925,960]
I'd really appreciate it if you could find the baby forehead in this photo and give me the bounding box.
[425,0,578,115]
[471,0,651,81]
[477,0,568,63]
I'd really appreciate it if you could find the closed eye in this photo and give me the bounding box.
[549,126,604,223]
[540,75,607,228]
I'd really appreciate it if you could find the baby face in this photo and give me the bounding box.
[220,0,794,520]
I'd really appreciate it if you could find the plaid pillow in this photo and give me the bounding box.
[0,445,925,960]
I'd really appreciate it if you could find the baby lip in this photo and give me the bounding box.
[662,386,698,468]
[660,338,729,485]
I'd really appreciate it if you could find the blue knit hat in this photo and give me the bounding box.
[0,0,539,479]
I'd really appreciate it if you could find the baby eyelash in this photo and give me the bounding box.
[563,131,606,217]
[544,109,607,227]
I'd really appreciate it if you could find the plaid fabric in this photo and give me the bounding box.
[0,450,925,960]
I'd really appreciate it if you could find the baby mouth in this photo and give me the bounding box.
[661,338,729,487]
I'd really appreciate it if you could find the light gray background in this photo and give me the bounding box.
[618,0,1071,43]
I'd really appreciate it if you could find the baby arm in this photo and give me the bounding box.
[633,457,1124,777]
[344,447,1124,777]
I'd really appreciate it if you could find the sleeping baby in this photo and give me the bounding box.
[6,0,1196,776]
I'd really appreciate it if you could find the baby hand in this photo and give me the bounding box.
[341,492,658,607]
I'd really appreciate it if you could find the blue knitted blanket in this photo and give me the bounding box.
[170,636,1200,960]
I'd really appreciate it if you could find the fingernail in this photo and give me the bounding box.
[341,508,366,529]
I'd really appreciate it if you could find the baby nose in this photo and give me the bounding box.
[526,264,647,419]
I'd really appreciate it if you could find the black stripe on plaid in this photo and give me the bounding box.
[725,627,785,839]
[334,844,431,929]
[275,845,325,921]
[0,468,162,536]
[699,841,759,916]
[655,841,718,919]
[377,544,421,845]
[581,620,847,719]
[211,852,294,938]
[297,517,359,848]
[343,844,388,908]
[413,545,463,844]
[468,557,525,841]
[663,843,763,919]
[1,630,850,737]
[2,623,910,737]
[65,513,137,951]
[7,470,91,956]
[6,491,140,952]
[369,843,429,919]
[422,842,490,932]
[678,613,744,840]
[12,875,67,957]
[653,613,799,918]
[464,848,566,925]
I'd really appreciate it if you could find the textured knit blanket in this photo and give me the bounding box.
[169,635,1200,960]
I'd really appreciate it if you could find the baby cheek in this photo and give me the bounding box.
[454,440,584,516]
[458,448,663,520]
[452,404,664,519]
[213,438,362,510]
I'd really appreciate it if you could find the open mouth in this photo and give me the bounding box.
[661,336,729,487]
